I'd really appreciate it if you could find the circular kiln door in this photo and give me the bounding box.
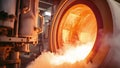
[49,0,113,67]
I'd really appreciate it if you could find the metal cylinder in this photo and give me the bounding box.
[19,0,39,37]
[11,52,20,60]
[0,0,16,28]
[10,52,20,68]
[0,0,16,15]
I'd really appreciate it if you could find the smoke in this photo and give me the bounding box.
[26,52,85,68]
[26,0,120,68]
[27,43,93,68]
[102,0,120,68]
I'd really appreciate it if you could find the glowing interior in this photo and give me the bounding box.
[57,4,97,60]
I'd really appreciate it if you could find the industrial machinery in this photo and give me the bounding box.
[0,0,120,68]
[0,0,42,68]
[49,0,120,68]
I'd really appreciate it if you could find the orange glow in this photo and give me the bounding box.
[57,4,97,64]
